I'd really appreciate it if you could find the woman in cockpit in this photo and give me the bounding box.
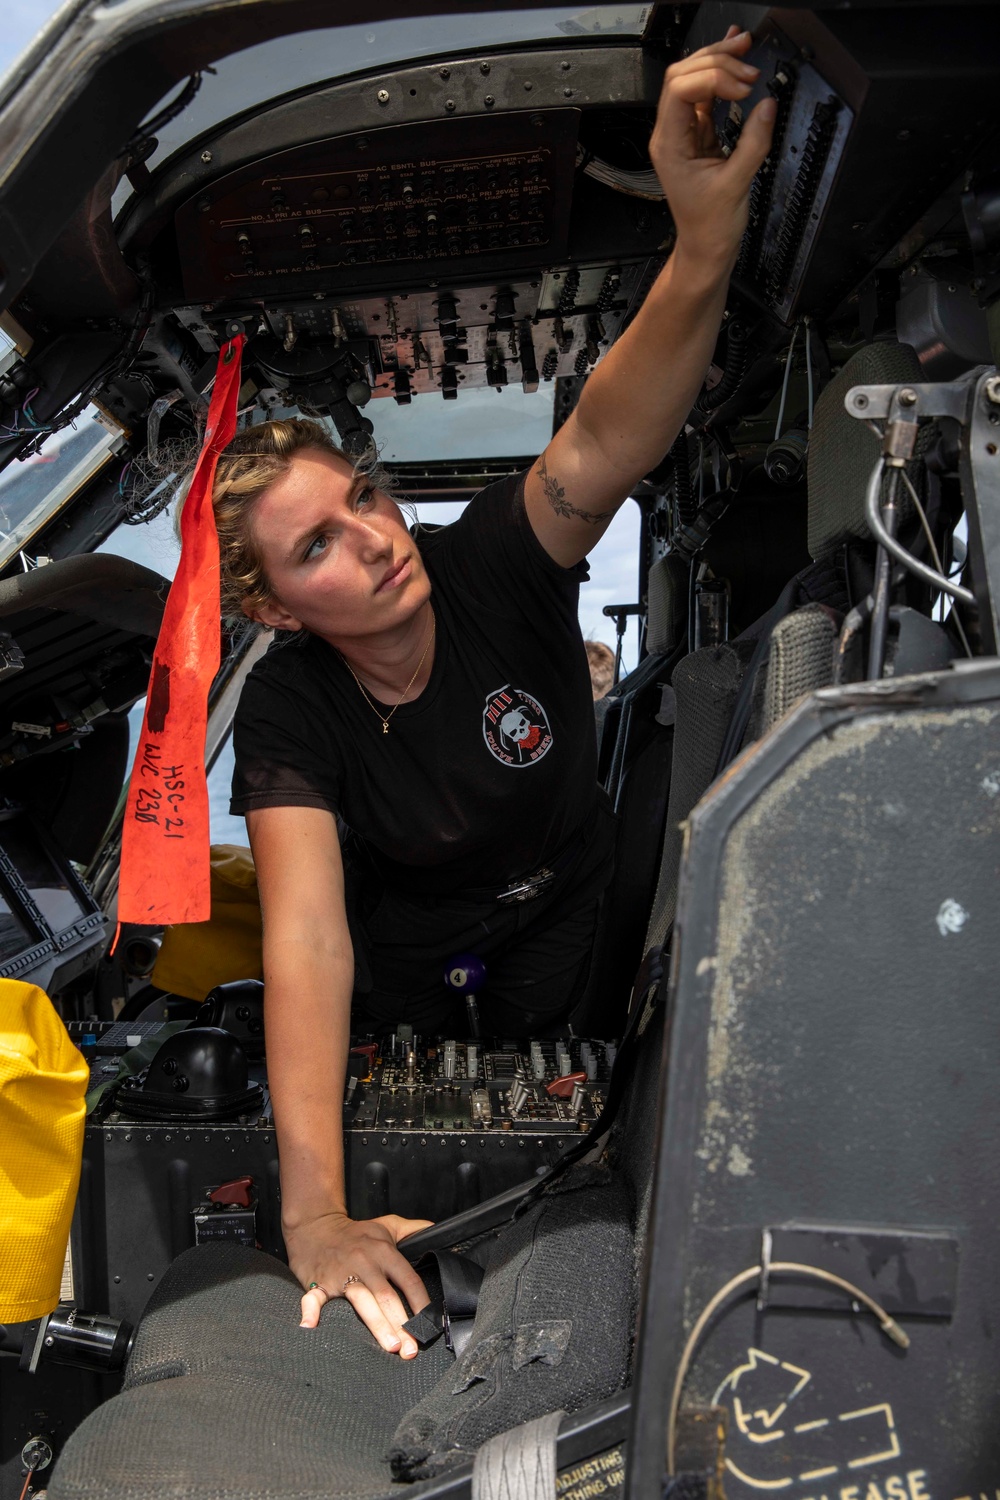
[212,29,773,1363]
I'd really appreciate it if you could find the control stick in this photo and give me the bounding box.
[444,952,486,1038]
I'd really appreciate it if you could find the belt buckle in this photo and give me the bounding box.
[496,867,555,906]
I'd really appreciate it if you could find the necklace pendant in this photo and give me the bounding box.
[382,722,389,735]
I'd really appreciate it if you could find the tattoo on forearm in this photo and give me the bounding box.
[537,454,617,526]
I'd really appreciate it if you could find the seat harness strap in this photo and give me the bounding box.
[472,1409,565,1500]
[402,1249,484,1357]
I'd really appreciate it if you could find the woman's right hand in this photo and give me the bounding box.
[285,1209,433,1357]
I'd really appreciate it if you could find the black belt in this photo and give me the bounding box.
[494,866,558,906]
[467,817,592,906]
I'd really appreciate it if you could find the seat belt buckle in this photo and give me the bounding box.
[496,867,555,906]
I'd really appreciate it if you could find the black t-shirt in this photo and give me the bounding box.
[230,470,599,893]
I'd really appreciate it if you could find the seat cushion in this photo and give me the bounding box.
[49,1243,452,1500]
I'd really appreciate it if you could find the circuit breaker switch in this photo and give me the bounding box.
[546,1071,587,1100]
[209,1176,254,1208]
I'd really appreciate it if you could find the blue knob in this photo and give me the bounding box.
[444,953,486,994]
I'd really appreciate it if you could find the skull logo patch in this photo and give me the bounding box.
[483,685,553,767]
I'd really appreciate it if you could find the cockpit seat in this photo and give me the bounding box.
[630,341,956,959]
[758,602,840,735]
[48,1169,640,1500]
[48,1016,662,1500]
[52,1245,454,1499]
[0,553,168,636]
[0,554,169,862]
[751,338,958,735]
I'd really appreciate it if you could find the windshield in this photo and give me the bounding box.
[371,385,554,463]
[0,417,121,570]
[124,6,649,179]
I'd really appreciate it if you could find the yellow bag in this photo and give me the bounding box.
[0,980,88,1322]
[151,844,263,1002]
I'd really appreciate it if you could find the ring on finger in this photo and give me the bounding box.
[308,1281,333,1298]
[342,1274,363,1292]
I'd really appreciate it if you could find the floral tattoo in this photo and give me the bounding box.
[537,453,617,526]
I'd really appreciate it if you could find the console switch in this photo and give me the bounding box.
[546,1071,587,1100]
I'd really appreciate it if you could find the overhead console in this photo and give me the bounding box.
[4,7,1000,471]
[101,7,991,451]
[174,112,580,301]
[170,110,646,407]
[112,45,671,426]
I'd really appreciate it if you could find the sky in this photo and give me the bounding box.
[2,2,643,843]
[2,0,59,70]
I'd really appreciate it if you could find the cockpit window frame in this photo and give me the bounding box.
[0,0,657,313]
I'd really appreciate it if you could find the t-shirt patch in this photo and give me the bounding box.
[482,684,554,767]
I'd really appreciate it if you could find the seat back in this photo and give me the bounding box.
[389,1161,635,1481]
[646,552,688,658]
[644,641,756,952]
[760,603,839,735]
[628,659,1000,1500]
[574,649,679,1036]
[0,555,168,861]
[807,340,928,562]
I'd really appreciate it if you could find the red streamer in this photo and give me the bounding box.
[118,335,244,925]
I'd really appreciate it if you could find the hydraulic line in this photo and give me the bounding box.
[701,319,749,412]
[671,432,695,528]
[833,595,873,684]
[867,468,900,680]
[864,457,974,606]
[896,466,973,657]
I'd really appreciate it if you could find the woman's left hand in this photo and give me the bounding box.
[650,26,777,272]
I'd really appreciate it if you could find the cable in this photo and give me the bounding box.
[896,467,973,657]
[804,319,815,429]
[577,148,664,202]
[701,320,749,413]
[666,1260,910,1474]
[864,457,975,605]
[867,467,900,680]
[774,324,799,441]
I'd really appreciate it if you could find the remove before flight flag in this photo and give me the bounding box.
[118,334,245,926]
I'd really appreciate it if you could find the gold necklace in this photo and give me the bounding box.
[340,616,435,735]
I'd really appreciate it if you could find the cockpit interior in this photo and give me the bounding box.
[1,2,1000,1497]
